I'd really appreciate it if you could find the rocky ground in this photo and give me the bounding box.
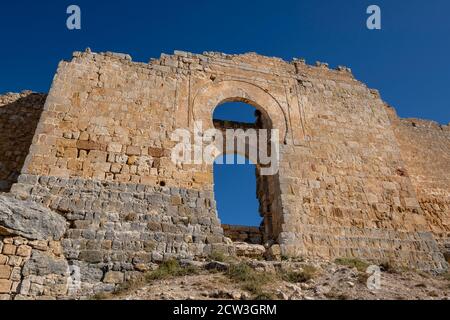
[94,243,450,301]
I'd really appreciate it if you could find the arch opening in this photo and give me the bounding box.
[214,154,263,244]
[212,101,282,245]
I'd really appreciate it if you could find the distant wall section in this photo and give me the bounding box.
[387,107,450,239]
[0,92,46,192]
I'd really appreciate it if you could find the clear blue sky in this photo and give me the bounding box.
[214,103,260,226]
[1,1,449,226]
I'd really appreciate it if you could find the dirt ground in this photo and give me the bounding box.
[108,257,450,301]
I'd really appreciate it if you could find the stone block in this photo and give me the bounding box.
[88,150,107,162]
[78,250,103,263]
[404,197,420,209]
[7,256,22,267]
[148,147,164,158]
[103,271,124,284]
[16,245,32,257]
[126,146,141,156]
[111,163,122,173]
[0,265,12,279]
[64,147,78,158]
[76,140,102,151]
[107,142,123,153]
[0,279,11,293]
[10,267,21,281]
[0,294,10,300]
[2,244,16,255]
[29,240,48,251]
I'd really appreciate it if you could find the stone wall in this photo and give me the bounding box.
[0,236,32,298]
[386,107,450,260]
[0,194,70,300]
[0,236,69,300]
[387,108,450,238]
[1,49,448,298]
[222,225,263,244]
[0,92,46,192]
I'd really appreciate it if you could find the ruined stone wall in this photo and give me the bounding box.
[222,225,263,244]
[387,109,450,237]
[8,49,449,283]
[0,236,31,298]
[386,108,450,260]
[0,194,71,300]
[0,92,46,192]
[0,235,68,300]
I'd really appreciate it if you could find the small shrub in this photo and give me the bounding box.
[209,250,227,262]
[145,259,199,281]
[227,263,262,283]
[114,277,145,295]
[226,263,276,297]
[379,261,397,273]
[335,258,370,272]
[281,265,318,283]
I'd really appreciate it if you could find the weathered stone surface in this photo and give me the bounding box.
[266,244,282,261]
[222,224,263,244]
[0,92,46,192]
[0,49,448,299]
[0,279,11,293]
[0,194,66,240]
[78,250,103,264]
[0,265,12,279]
[233,242,266,259]
[103,271,124,284]
[22,250,68,277]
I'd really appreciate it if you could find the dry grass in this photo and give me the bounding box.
[335,258,370,272]
[226,263,276,299]
[91,259,199,300]
[209,250,228,262]
[281,265,318,283]
[145,259,199,281]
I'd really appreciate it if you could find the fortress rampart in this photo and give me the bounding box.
[0,50,448,299]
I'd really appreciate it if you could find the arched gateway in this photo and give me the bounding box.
[0,50,447,299]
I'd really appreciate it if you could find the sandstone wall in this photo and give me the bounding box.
[0,92,46,192]
[0,236,69,300]
[8,49,448,284]
[222,224,263,244]
[387,112,450,236]
[274,63,445,269]
[386,108,450,260]
[0,194,70,300]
